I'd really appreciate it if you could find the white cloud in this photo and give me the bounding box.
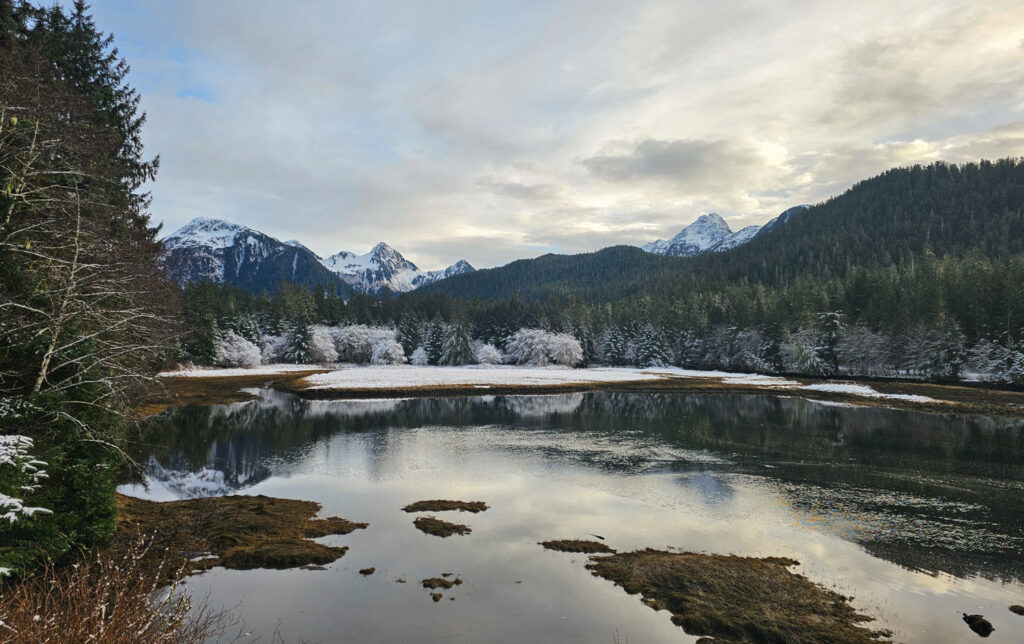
[91,0,1024,268]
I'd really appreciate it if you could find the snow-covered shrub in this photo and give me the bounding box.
[898,323,966,381]
[371,338,407,365]
[506,329,583,367]
[838,325,891,376]
[331,325,400,364]
[260,334,288,364]
[410,346,429,366]
[309,325,339,363]
[473,341,503,365]
[213,330,261,368]
[783,328,829,375]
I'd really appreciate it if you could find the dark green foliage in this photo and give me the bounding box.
[815,312,843,376]
[0,1,167,574]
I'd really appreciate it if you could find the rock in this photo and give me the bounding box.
[1010,605,1024,616]
[963,613,994,637]
[359,567,375,576]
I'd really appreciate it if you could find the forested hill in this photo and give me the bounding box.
[419,159,1024,302]
[414,245,691,301]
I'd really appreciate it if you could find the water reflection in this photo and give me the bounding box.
[127,390,1024,586]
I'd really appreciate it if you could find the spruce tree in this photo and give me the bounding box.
[424,318,446,365]
[440,324,474,365]
[815,312,843,375]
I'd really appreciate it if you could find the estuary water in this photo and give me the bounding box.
[120,390,1024,643]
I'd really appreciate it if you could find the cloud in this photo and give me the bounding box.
[85,0,1024,269]
[582,138,781,189]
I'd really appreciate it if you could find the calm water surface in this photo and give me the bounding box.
[121,390,1024,643]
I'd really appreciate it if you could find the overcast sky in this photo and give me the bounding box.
[90,0,1024,269]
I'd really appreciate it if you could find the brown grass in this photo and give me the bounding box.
[113,493,367,574]
[134,369,328,416]
[540,539,616,554]
[402,500,489,513]
[585,549,890,644]
[412,516,471,538]
[0,537,234,644]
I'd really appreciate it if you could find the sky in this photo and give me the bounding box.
[88,0,1024,269]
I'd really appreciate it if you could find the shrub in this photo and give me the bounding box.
[505,329,583,367]
[212,330,261,368]
[0,537,233,643]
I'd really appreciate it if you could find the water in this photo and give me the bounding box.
[121,390,1024,643]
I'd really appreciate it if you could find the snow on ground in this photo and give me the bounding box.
[159,363,939,405]
[157,364,325,378]
[801,383,935,403]
[300,365,663,390]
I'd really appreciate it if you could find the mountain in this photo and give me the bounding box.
[641,213,734,256]
[160,218,352,295]
[416,159,1024,303]
[641,208,808,257]
[160,218,474,295]
[320,242,475,295]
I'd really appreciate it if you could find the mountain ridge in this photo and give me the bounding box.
[160,218,474,295]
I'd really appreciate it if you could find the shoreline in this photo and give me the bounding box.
[145,365,1024,417]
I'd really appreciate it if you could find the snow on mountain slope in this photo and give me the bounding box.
[320,242,474,294]
[161,219,473,295]
[641,213,734,257]
[641,206,808,257]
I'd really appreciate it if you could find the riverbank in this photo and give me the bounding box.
[146,364,1024,416]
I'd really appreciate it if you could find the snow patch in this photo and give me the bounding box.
[158,364,324,378]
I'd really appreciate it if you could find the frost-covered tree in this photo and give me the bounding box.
[396,317,422,357]
[838,326,890,376]
[900,322,966,381]
[423,319,447,366]
[814,312,843,375]
[282,320,314,364]
[631,325,671,367]
[410,346,430,366]
[599,328,628,366]
[260,334,287,364]
[473,341,503,365]
[371,338,407,365]
[784,328,829,375]
[506,329,583,366]
[441,324,475,365]
[213,330,261,368]
[309,325,340,363]
[330,325,399,364]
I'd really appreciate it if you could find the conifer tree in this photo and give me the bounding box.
[440,324,475,365]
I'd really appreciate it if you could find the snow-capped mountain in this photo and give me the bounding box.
[641,207,808,257]
[641,213,736,257]
[160,217,350,294]
[321,242,475,295]
[160,218,472,296]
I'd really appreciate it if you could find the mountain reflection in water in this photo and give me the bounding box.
[126,389,1024,585]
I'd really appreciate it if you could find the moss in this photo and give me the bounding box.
[540,539,616,554]
[402,500,489,513]
[413,516,471,537]
[422,577,463,590]
[962,613,994,637]
[585,549,889,644]
[111,493,367,576]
